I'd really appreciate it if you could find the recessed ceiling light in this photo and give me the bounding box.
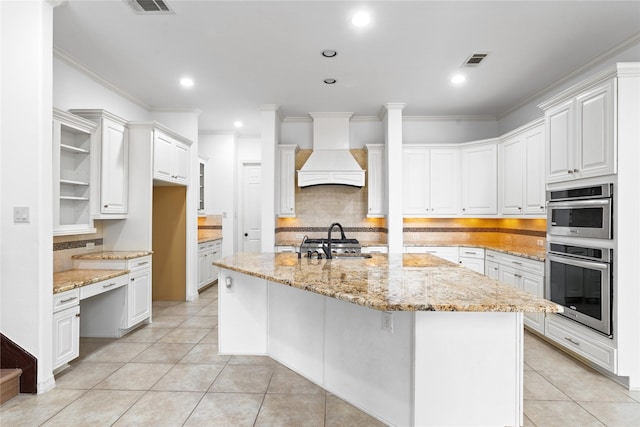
[321,50,338,58]
[324,78,337,85]
[233,121,243,128]
[179,77,194,87]
[451,74,466,85]
[351,11,371,27]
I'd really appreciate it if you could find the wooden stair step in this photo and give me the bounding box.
[0,368,22,404]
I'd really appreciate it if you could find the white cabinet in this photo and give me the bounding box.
[404,246,459,263]
[274,245,296,253]
[458,247,485,274]
[52,109,98,236]
[542,78,616,183]
[52,289,80,370]
[365,144,385,217]
[198,240,222,290]
[361,246,388,254]
[461,142,497,215]
[71,109,129,217]
[198,158,206,214]
[276,145,298,217]
[499,122,546,216]
[73,256,152,330]
[154,130,189,185]
[403,147,459,216]
[486,250,545,334]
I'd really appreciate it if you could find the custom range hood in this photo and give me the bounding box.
[297,112,365,187]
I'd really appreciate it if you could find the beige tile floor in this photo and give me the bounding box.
[1,284,639,426]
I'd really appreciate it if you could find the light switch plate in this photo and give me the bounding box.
[382,312,393,333]
[13,206,29,223]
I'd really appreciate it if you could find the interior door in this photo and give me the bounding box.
[241,163,262,252]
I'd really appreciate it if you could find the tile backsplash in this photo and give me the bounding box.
[53,221,104,273]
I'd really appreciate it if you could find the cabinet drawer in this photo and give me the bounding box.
[361,246,388,254]
[458,247,485,259]
[53,289,80,313]
[127,256,152,271]
[485,250,504,263]
[80,274,128,300]
[545,315,616,372]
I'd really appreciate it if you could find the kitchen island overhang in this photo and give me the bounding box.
[214,253,561,427]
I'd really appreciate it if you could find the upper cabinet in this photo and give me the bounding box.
[499,121,546,216]
[276,145,298,217]
[53,109,98,236]
[366,144,386,218]
[541,77,616,183]
[461,141,498,215]
[403,146,460,216]
[71,110,129,218]
[154,129,189,185]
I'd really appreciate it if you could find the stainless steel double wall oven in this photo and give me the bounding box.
[546,183,614,337]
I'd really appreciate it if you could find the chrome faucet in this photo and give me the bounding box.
[322,222,346,259]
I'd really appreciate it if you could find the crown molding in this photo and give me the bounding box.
[498,32,640,119]
[403,115,497,122]
[54,47,152,111]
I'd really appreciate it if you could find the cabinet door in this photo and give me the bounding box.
[575,79,616,179]
[461,143,497,215]
[403,148,430,215]
[498,265,519,288]
[366,145,385,217]
[198,249,208,288]
[500,136,524,215]
[172,141,189,185]
[128,268,151,326]
[430,149,460,215]
[522,272,545,334]
[485,260,500,280]
[523,126,546,215]
[459,257,484,274]
[277,146,297,217]
[154,131,173,181]
[52,305,80,369]
[546,100,574,183]
[100,119,128,214]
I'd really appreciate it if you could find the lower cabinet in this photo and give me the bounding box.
[404,246,459,263]
[127,266,151,327]
[198,240,222,290]
[458,247,485,273]
[485,250,545,334]
[52,289,80,370]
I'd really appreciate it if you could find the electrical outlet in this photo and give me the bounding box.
[86,242,95,248]
[382,312,393,333]
[537,239,544,246]
[295,234,303,239]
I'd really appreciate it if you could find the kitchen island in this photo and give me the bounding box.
[215,253,561,427]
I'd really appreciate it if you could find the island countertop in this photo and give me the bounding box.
[214,252,561,314]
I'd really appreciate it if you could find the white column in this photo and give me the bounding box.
[259,105,281,252]
[0,0,55,392]
[382,103,405,254]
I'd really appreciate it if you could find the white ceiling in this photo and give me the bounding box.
[53,1,640,136]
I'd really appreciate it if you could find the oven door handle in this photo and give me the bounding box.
[548,199,610,208]
[547,253,609,270]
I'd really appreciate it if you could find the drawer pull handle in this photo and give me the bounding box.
[512,261,522,265]
[131,278,135,282]
[564,337,580,346]
[463,251,477,255]
[75,313,81,318]
[515,274,522,278]
[60,297,78,303]
[103,282,117,288]
[487,254,494,258]
[212,251,218,255]
[137,261,149,266]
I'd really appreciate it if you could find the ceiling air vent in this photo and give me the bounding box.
[128,0,173,14]
[463,52,489,66]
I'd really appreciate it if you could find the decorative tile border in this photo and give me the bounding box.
[198,225,222,230]
[403,227,545,237]
[53,238,103,251]
[275,227,388,234]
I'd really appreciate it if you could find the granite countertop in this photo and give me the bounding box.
[72,251,152,260]
[198,236,223,244]
[53,269,129,294]
[276,241,544,261]
[404,243,546,262]
[214,253,561,314]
